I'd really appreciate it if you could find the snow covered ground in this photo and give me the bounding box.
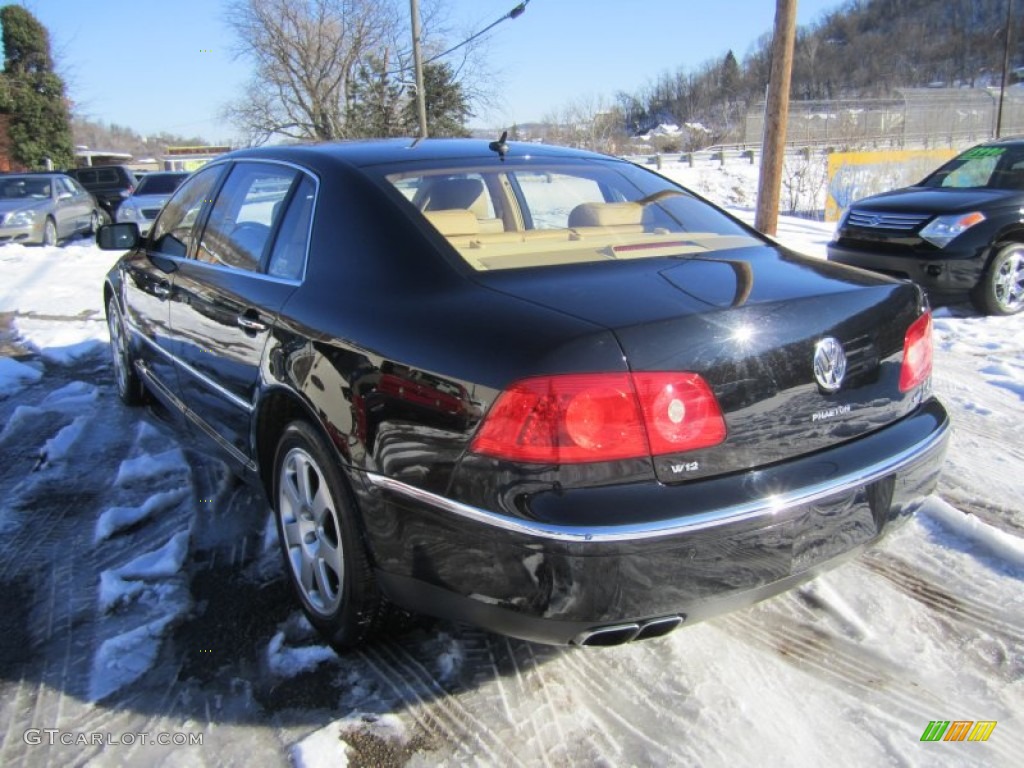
[0,177,1021,767]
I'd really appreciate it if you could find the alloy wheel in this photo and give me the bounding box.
[277,446,345,616]
[42,218,57,247]
[993,248,1024,313]
[107,300,129,397]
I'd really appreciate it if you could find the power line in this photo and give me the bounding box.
[423,1,530,67]
[387,0,531,77]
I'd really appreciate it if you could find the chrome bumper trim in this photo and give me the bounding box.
[365,418,949,543]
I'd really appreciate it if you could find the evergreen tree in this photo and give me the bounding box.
[0,5,74,169]
[404,62,472,138]
[721,50,741,100]
[347,54,407,138]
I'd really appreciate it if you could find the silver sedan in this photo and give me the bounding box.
[115,172,190,235]
[0,173,99,246]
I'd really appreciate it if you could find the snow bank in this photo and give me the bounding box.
[112,531,191,580]
[0,357,42,396]
[88,614,177,702]
[94,487,190,542]
[919,496,1024,569]
[265,612,336,678]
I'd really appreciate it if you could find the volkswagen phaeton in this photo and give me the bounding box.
[99,138,949,648]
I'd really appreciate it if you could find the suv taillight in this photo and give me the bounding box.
[899,311,933,392]
[470,372,726,464]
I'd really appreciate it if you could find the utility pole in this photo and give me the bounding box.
[997,0,1014,138]
[410,0,428,138]
[755,0,798,236]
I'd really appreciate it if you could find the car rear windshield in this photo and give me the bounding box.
[921,144,1024,190]
[135,173,188,195]
[383,159,761,271]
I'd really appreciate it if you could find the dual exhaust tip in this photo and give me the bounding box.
[572,615,685,647]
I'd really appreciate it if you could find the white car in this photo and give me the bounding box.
[115,172,189,235]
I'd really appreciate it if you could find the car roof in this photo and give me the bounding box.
[221,138,616,170]
[0,171,64,177]
[980,136,1024,147]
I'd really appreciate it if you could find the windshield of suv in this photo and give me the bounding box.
[384,160,761,271]
[920,144,1024,190]
[135,173,188,196]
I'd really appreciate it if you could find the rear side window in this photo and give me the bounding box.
[267,175,315,281]
[196,162,298,272]
[149,165,225,258]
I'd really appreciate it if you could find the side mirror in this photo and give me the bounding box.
[97,222,141,250]
[57,191,73,201]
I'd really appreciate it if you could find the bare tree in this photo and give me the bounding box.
[223,0,399,144]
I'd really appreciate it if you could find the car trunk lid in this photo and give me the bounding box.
[475,246,927,483]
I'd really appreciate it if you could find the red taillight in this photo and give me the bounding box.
[632,372,727,454]
[471,372,726,464]
[899,311,933,392]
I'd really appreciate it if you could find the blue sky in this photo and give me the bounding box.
[27,0,844,143]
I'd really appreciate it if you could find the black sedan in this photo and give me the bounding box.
[829,138,1024,315]
[99,139,949,649]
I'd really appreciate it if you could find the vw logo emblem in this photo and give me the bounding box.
[813,337,847,392]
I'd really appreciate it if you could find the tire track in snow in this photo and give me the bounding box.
[359,641,512,765]
[858,552,1024,640]
[716,604,1024,762]
[717,609,945,713]
[556,648,680,764]
[493,637,559,768]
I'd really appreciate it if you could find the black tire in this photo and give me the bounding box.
[42,217,57,247]
[106,296,145,405]
[972,243,1024,315]
[273,420,388,650]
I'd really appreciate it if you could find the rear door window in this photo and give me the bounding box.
[195,162,298,272]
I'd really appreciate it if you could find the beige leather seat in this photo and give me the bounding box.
[421,177,504,232]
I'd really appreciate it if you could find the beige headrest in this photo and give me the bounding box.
[568,202,644,228]
[422,209,480,237]
[424,178,489,217]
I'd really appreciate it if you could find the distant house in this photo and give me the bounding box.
[161,145,232,171]
[73,147,133,168]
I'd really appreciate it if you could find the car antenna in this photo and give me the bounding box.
[489,131,509,161]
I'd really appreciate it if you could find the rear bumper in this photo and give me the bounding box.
[828,242,984,299]
[358,399,950,645]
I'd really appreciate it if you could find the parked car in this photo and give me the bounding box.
[99,139,949,650]
[115,171,189,235]
[0,172,100,245]
[65,164,136,220]
[829,137,1024,315]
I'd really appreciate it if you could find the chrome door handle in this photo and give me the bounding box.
[237,315,267,332]
[153,283,170,298]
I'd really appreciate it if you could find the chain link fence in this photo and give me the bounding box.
[743,88,1024,150]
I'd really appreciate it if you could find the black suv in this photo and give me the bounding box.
[828,138,1024,315]
[64,165,136,220]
